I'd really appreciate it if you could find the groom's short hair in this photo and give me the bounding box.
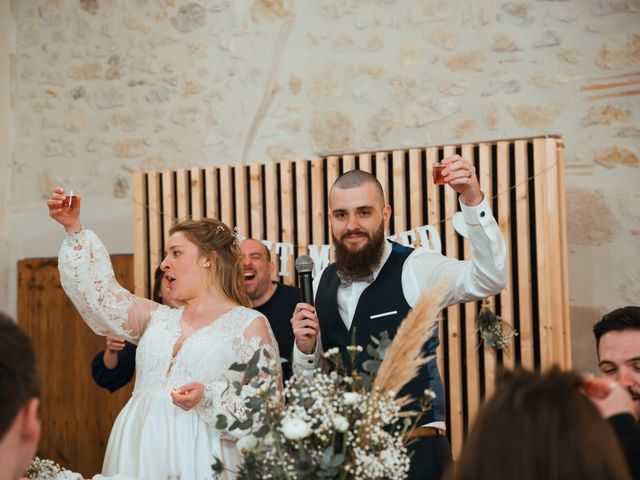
[0,311,40,439]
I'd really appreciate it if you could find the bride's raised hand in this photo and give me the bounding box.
[47,187,82,233]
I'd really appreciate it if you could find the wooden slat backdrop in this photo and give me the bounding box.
[131,136,570,457]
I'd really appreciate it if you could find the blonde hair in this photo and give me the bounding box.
[169,219,251,308]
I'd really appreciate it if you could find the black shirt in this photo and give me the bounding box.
[91,343,136,393]
[609,413,640,480]
[254,283,300,382]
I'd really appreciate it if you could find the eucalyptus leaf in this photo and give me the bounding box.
[362,359,380,375]
[245,364,259,380]
[239,418,253,430]
[246,396,264,411]
[228,362,247,372]
[215,415,228,430]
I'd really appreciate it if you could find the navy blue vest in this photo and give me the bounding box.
[315,241,445,423]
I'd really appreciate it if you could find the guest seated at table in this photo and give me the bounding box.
[590,306,640,479]
[446,368,632,480]
[0,311,41,480]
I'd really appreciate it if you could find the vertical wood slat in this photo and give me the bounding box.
[311,158,325,246]
[544,138,568,368]
[176,169,189,221]
[478,143,497,397]
[533,138,553,369]
[132,172,148,297]
[461,144,481,426]
[443,145,464,459]
[147,171,163,290]
[514,140,534,369]
[496,141,515,369]
[265,162,279,279]
[326,156,340,250]
[249,163,264,239]
[408,149,424,247]
[555,139,572,368]
[425,146,445,388]
[375,152,389,207]
[190,167,204,221]
[359,153,372,172]
[219,165,233,228]
[204,166,219,220]
[235,165,249,238]
[162,169,176,242]
[327,156,340,188]
[426,147,440,252]
[392,150,407,236]
[295,159,310,258]
[343,154,356,172]
[280,160,295,281]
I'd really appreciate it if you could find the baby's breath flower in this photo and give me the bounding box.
[332,414,349,432]
[423,388,437,401]
[343,391,361,405]
[322,347,340,358]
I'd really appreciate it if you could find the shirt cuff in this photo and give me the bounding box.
[459,194,492,226]
[292,342,318,372]
[65,226,86,239]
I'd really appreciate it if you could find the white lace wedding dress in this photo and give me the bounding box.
[58,229,279,480]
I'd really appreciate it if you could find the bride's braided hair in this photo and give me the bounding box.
[169,218,251,308]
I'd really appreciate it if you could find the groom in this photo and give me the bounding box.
[292,158,507,479]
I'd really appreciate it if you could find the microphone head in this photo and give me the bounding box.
[295,255,315,274]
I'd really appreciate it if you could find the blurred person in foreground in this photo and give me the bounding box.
[446,368,632,480]
[0,312,41,480]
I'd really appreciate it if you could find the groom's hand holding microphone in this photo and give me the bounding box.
[291,256,319,355]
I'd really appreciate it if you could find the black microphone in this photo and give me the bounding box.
[295,255,315,307]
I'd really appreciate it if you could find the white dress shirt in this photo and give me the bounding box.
[293,195,507,428]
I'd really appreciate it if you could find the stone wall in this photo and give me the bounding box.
[4,0,640,370]
[1,1,14,315]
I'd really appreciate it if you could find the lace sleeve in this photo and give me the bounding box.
[58,229,159,344]
[196,315,281,439]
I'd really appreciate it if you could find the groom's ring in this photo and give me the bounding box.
[466,170,472,178]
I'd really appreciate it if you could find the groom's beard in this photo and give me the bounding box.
[333,222,386,283]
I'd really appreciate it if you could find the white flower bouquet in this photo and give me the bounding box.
[26,457,82,480]
[213,285,445,480]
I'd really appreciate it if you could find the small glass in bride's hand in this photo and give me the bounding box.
[62,189,78,209]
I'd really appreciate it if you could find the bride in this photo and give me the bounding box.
[47,187,280,479]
